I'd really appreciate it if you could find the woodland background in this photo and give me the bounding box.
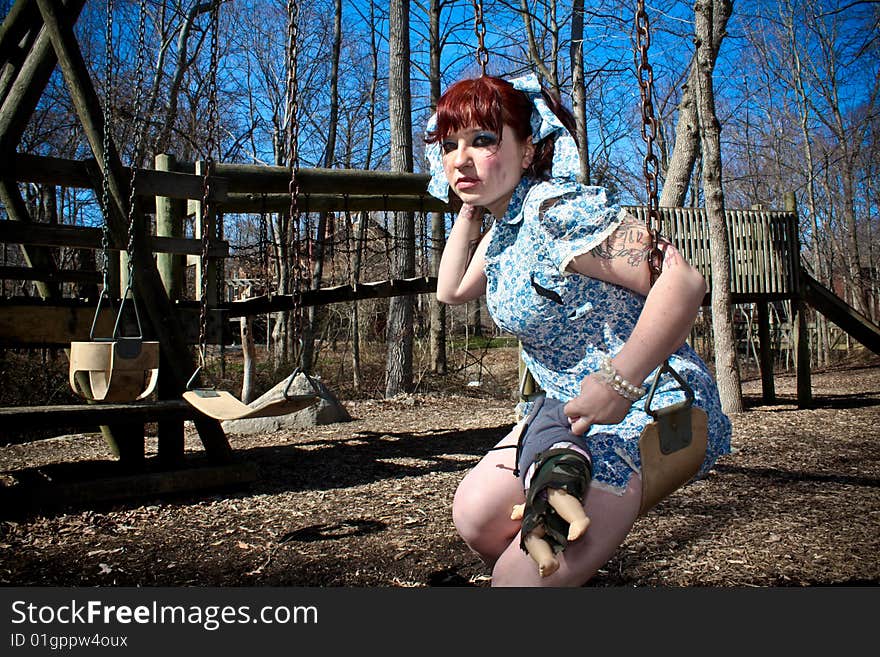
[1,0,878,408]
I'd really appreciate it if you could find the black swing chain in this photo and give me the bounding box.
[196,0,221,372]
[471,0,489,76]
[123,0,149,289]
[100,0,114,296]
[635,0,664,285]
[286,0,305,368]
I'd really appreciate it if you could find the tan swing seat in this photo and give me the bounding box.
[638,404,708,515]
[183,388,319,421]
[69,339,160,403]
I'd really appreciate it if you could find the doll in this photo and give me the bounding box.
[510,395,593,577]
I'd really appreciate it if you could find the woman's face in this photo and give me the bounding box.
[441,124,534,218]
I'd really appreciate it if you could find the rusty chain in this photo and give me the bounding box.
[287,0,305,368]
[100,0,114,295]
[196,0,221,373]
[123,0,149,286]
[472,0,489,76]
[635,0,664,284]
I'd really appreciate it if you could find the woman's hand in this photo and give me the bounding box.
[563,374,633,436]
[456,201,482,222]
[435,202,489,305]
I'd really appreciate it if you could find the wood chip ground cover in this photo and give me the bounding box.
[0,357,877,587]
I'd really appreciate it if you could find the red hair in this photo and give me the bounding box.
[426,75,576,180]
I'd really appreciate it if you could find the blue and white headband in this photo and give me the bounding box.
[424,73,581,202]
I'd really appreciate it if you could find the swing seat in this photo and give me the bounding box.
[69,339,160,403]
[638,403,708,515]
[183,388,319,421]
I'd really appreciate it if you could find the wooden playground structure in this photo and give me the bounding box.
[1,0,879,508]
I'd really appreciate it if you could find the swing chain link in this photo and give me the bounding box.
[472,0,489,76]
[100,0,114,294]
[635,0,663,285]
[196,0,221,370]
[287,0,304,368]
[124,0,149,285]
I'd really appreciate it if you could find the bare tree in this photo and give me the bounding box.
[385,0,415,396]
[301,0,342,373]
[570,0,589,183]
[660,0,731,207]
[427,0,448,375]
[693,0,742,413]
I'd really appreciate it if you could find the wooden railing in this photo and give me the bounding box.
[627,205,800,299]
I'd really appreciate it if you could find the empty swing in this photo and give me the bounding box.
[69,0,159,404]
[182,0,320,422]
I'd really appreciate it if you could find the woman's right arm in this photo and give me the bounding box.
[436,203,490,305]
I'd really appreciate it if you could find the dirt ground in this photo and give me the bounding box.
[1,350,878,587]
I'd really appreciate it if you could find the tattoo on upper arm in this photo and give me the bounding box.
[592,216,651,267]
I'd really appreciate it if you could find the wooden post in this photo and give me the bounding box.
[785,192,812,408]
[155,153,186,466]
[155,154,184,301]
[757,300,776,404]
[0,0,88,153]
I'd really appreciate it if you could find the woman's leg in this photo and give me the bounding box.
[490,473,643,587]
[452,426,526,566]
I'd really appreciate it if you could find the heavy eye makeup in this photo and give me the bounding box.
[441,130,499,154]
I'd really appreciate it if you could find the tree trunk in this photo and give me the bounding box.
[428,0,447,375]
[520,0,559,91]
[694,0,742,414]
[468,297,484,338]
[350,0,381,391]
[155,2,213,154]
[570,0,589,183]
[785,1,828,366]
[660,0,731,208]
[385,0,414,397]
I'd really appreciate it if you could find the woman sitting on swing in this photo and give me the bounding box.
[427,74,732,586]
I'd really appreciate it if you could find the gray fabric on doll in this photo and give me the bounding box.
[515,396,593,555]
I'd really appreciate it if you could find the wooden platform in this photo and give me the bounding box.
[0,399,199,432]
[0,398,231,472]
[0,400,259,515]
[0,456,259,517]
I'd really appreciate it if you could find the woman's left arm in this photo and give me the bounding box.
[562,212,707,435]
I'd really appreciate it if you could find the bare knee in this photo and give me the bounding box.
[451,480,493,550]
[452,476,519,561]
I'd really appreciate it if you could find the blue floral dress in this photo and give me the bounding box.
[483,177,732,494]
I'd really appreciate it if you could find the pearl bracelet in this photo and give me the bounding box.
[596,355,646,402]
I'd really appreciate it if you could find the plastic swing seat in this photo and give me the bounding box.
[183,369,321,421]
[69,339,160,402]
[68,287,160,403]
[637,361,708,515]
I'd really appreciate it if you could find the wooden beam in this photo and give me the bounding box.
[221,192,448,213]
[0,264,100,284]
[0,0,40,103]
[213,162,433,196]
[0,220,229,257]
[4,152,227,201]
[0,1,40,66]
[0,399,199,432]
[227,276,438,316]
[6,153,435,207]
[0,0,87,152]
[0,299,211,346]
